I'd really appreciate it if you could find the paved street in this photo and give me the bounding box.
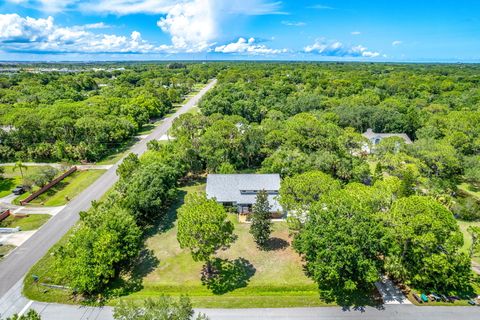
[0,79,217,318]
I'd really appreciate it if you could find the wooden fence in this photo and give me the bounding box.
[20,166,77,205]
[0,209,10,222]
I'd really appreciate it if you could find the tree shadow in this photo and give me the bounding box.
[201,258,256,295]
[264,237,289,251]
[320,285,385,311]
[143,189,187,237]
[101,248,159,301]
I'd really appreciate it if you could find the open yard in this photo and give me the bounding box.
[120,182,324,308]
[0,214,51,231]
[15,170,105,207]
[24,181,325,308]
[0,166,46,198]
[458,220,480,264]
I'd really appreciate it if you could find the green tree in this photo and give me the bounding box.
[250,190,272,248]
[467,226,480,258]
[30,166,58,187]
[385,196,471,291]
[13,161,27,180]
[54,205,142,294]
[217,162,235,174]
[177,193,234,274]
[293,189,388,302]
[6,310,41,320]
[279,170,341,229]
[114,296,208,320]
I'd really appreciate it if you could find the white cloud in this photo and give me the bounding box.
[282,21,306,27]
[156,0,216,52]
[392,40,402,46]
[304,39,380,58]
[351,31,361,35]
[0,14,167,54]
[214,37,287,55]
[4,1,288,53]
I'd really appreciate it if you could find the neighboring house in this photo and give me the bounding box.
[206,174,284,219]
[362,128,412,153]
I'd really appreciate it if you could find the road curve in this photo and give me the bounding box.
[0,79,217,302]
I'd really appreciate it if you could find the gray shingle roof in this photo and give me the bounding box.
[206,174,283,212]
[362,128,412,144]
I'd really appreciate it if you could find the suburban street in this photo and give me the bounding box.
[0,79,217,318]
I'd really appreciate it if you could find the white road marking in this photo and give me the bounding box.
[18,300,32,316]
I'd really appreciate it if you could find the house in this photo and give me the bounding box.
[362,128,412,153]
[206,174,284,219]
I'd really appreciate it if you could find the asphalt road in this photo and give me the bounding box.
[24,303,480,320]
[0,79,217,302]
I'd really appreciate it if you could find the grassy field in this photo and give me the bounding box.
[16,170,105,206]
[0,214,51,231]
[117,182,324,308]
[24,181,325,308]
[0,166,45,198]
[458,220,480,264]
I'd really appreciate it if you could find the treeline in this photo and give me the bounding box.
[0,63,221,162]
[199,63,480,216]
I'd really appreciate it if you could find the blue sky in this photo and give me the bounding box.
[0,0,479,61]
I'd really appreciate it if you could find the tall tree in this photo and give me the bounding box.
[293,189,388,302]
[177,193,234,274]
[13,161,27,180]
[250,190,272,248]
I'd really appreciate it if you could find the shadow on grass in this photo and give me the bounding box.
[264,237,289,251]
[201,258,256,295]
[317,285,385,310]
[102,248,159,302]
[0,178,16,195]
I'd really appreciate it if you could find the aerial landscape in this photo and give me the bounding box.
[0,1,480,319]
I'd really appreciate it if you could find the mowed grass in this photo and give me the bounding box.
[0,244,15,259]
[0,166,45,198]
[24,180,324,308]
[0,214,51,231]
[458,220,480,264]
[121,182,324,308]
[20,170,105,207]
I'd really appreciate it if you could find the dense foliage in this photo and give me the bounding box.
[0,63,220,162]
[114,296,208,320]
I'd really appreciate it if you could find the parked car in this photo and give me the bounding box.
[440,294,449,302]
[12,186,25,195]
[468,299,476,306]
[430,293,442,301]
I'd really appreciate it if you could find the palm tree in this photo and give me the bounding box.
[13,161,27,181]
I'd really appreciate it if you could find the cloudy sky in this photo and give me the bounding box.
[0,0,479,61]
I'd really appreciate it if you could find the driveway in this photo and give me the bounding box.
[374,275,411,305]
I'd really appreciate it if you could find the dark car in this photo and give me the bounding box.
[12,186,25,195]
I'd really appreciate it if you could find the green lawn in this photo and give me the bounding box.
[118,181,324,308]
[0,166,45,198]
[0,244,15,259]
[18,170,105,206]
[24,180,325,308]
[458,220,480,264]
[0,214,51,231]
